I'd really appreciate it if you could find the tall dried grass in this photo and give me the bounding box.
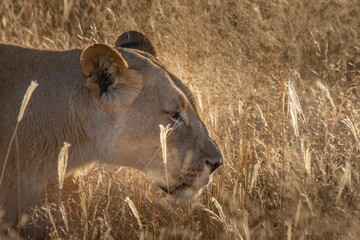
[0,81,38,189]
[1,0,360,239]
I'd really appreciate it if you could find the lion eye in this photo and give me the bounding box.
[168,111,183,123]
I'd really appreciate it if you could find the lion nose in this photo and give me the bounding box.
[206,158,223,173]
[200,137,223,173]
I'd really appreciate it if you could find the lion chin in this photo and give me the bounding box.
[159,177,211,200]
[157,169,212,200]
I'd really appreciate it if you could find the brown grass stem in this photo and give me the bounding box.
[0,81,38,189]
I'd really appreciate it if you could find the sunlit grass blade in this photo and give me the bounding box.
[159,124,172,192]
[125,197,143,229]
[0,81,38,188]
[57,142,71,190]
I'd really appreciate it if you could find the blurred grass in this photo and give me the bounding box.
[1,0,360,239]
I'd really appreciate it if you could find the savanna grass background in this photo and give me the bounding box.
[1,0,360,239]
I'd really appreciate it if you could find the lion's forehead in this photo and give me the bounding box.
[118,48,198,111]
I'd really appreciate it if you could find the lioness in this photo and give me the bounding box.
[0,31,222,224]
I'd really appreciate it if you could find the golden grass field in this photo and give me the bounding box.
[1,0,360,239]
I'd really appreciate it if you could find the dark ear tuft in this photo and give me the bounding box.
[97,67,113,97]
[115,31,156,56]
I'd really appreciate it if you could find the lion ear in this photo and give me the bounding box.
[115,31,156,57]
[80,44,129,98]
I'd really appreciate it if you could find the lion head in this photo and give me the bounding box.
[80,31,223,199]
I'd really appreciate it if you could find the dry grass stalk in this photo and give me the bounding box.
[286,220,292,240]
[159,124,172,191]
[281,75,286,208]
[159,124,172,165]
[342,116,359,144]
[42,205,59,238]
[336,162,352,204]
[59,203,69,232]
[211,197,228,231]
[125,197,143,229]
[242,211,250,240]
[303,147,312,177]
[79,178,89,239]
[303,193,314,216]
[249,160,261,193]
[17,81,38,122]
[286,82,306,124]
[57,142,71,190]
[294,200,302,228]
[0,81,38,188]
[289,102,299,137]
[316,81,337,113]
[256,104,268,127]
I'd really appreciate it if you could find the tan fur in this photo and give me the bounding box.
[0,38,222,224]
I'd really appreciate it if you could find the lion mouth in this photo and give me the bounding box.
[158,175,211,199]
[159,183,191,195]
